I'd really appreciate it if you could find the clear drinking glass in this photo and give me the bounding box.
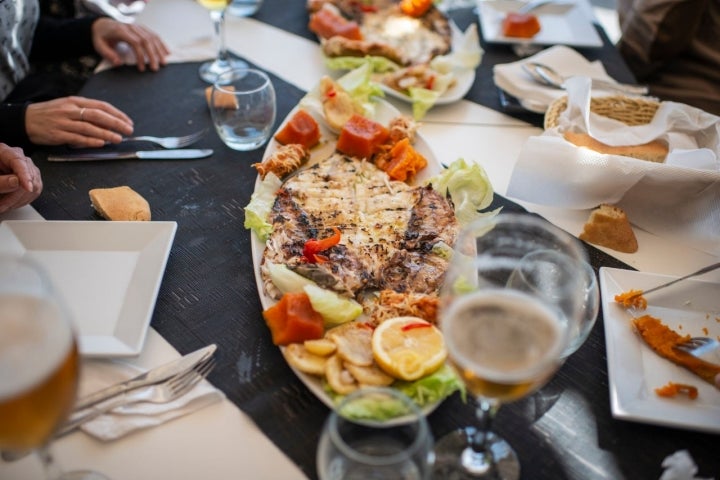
[317,387,434,480]
[0,256,108,480]
[432,213,588,480]
[227,0,263,17]
[196,0,247,83]
[210,68,276,151]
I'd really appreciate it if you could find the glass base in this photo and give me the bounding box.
[432,427,519,480]
[198,57,249,84]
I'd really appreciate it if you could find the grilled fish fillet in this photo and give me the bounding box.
[261,153,458,301]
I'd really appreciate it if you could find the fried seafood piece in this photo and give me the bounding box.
[633,314,720,386]
[252,144,310,180]
[387,115,419,144]
[321,36,404,65]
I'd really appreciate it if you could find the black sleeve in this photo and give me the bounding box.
[29,15,100,62]
[0,103,32,151]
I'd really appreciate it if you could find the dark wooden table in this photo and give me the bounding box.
[28,2,718,479]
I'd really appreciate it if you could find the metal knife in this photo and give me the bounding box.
[47,148,214,162]
[73,344,217,412]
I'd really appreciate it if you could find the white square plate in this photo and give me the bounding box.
[477,1,603,48]
[0,220,177,358]
[599,267,720,433]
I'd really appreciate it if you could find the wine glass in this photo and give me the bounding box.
[432,213,588,480]
[196,0,247,84]
[317,387,434,480]
[0,256,107,480]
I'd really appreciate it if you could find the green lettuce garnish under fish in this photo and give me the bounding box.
[243,172,281,241]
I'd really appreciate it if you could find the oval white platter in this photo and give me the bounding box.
[249,96,446,421]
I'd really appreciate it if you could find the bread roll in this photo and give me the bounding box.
[563,131,668,163]
[204,86,238,109]
[89,186,151,221]
[579,204,638,253]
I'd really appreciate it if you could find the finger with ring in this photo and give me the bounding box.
[80,107,86,121]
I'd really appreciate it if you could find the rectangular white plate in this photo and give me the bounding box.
[0,220,177,358]
[477,0,603,48]
[599,267,720,433]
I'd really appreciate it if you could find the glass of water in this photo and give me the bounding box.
[317,388,434,480]
[210,68,276,151]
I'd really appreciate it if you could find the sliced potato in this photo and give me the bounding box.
[284,343,328,376]
[325,354,358,395]
[327,322,374,367]
[304,338,337,357]
[344,361,395,387]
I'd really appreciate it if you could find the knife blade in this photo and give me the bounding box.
[47,148,214,162]
[73,344,217,412]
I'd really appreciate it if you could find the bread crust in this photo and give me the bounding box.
[89,186,151,221]
[563,131,668,163]
[579,204,638,253]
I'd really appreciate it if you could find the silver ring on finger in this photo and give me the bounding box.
[80,107,86,122]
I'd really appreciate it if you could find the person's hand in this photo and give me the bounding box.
[0,143,42,213]
[92,18,170,72]
[25,96,134,148]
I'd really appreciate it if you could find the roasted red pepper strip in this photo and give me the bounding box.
[401,322,432,332]
[302,227,341,263]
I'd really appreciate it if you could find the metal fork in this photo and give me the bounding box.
[122,129,208,149]
[674,337,720,364]
[56,356,216,438]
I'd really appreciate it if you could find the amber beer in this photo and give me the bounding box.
[443,289,564,403]
[0,295,80,451]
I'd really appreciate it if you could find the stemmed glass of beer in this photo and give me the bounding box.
[0,256,107,479]
[432,214,588,480]
[196,0,247,83]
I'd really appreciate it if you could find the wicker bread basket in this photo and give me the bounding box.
[544,95,661,130]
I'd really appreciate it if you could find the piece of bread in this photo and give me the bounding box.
[563,131,668,163]
[204,86,238,109]
[89,186,151,221]
[579,204,638,253]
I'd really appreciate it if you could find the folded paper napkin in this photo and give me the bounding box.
[507,77,720,256]
[659,450,712,480]
[493,45,613,113]
[78,358,225,441]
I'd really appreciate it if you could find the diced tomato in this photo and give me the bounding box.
[302,227,341,264]
[309,8,363,41]
[262,292,324,346]
[336,114,390,159]
[274,110,321,149]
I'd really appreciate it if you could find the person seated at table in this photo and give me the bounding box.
[0,143,43,213]
[0,0,170,151]
[616,0,720,116]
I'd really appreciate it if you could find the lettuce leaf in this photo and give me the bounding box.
[336,61,386,118]
[394,364,466,407]
[243,173,282,241]
[428,158,500,226]
[325,55,400,74]
[304,284,363,326]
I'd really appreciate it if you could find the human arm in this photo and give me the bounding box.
[0,143,42,213]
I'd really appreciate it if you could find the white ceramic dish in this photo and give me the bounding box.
[477,0,603,48]
[0,220,177,358]
[251,99,443,419]
[380,67,476,105]
[599,267,720,433]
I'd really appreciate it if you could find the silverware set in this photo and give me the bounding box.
[121,129,208,149]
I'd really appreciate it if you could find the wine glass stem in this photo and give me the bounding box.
[210,9,229,64]
[461,398,500,476]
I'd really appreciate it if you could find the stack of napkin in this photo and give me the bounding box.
[493,45,615,113]
[506,77,720,256]
[78,359,225,441]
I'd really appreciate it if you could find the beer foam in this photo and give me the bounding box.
[0,295,73,400]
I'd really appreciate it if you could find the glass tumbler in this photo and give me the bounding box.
[317,387,434,480]
[210,68,276,151]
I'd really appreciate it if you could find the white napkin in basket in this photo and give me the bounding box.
[507,77,720,256]
[493,45,613,113]
[78,359,224,441]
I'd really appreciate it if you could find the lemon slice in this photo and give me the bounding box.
[371,316,447,381]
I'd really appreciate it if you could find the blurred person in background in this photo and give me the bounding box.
[0,143,42,213]
[0,0,170,151]
[616,0,720,116]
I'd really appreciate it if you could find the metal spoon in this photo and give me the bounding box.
[522,62,649,95]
